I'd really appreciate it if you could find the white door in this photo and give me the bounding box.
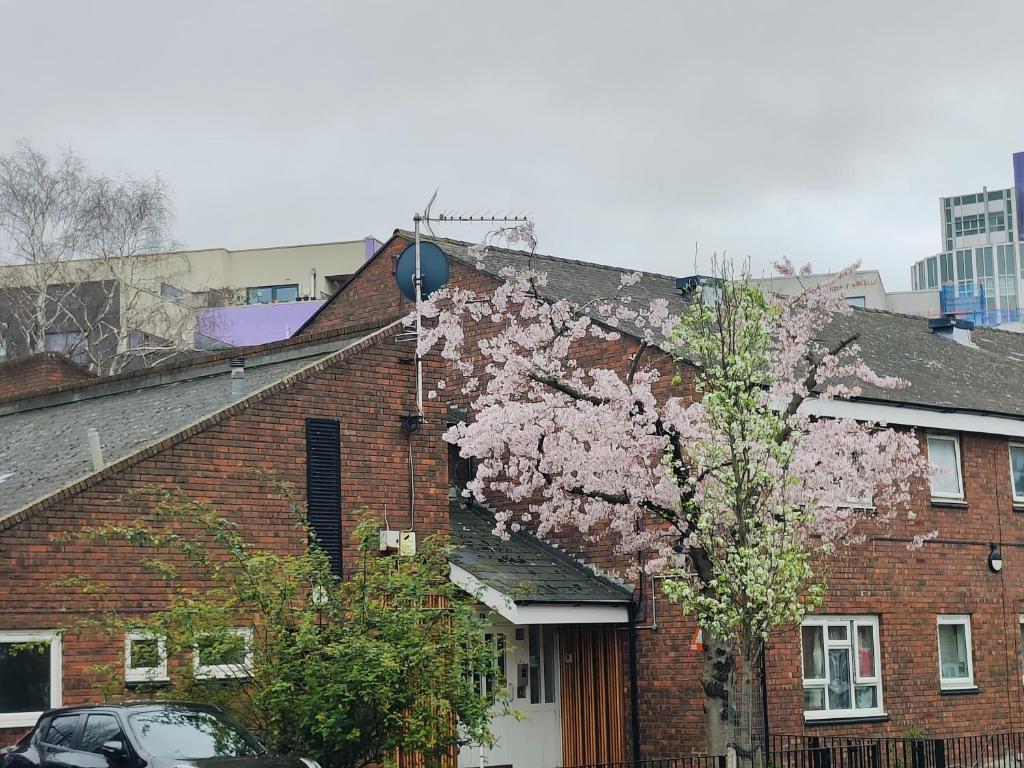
[459,625,563,768]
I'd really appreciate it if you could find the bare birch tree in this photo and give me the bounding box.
[0,142,198,375]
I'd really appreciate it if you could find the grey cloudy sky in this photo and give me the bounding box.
[3,1,1023,290]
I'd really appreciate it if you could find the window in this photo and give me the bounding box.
[940,252,954,285]
[1019,616,1024,685]
[801,616,883,720]
[976,247,996,310]
[477,631,507,697]
[125,631,168,683]
[846,296,866,309]
[998,244,1019,311]
[937,615,974,690]
[956,214,987,237]
[80,714,124,754]
[0,630,62,728]
[927,435,964,500]
[528,625,558,704]
[193,628,252,680]
[990,211,1007,231]
[44,714,80,747]
[926,257,938,289]
[1009,444,1024,503]
[44,331,88,364]
[246,284,299,304]
[160,282,188,301]
[956,249,974,295]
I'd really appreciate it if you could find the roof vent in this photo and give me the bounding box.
[928,315,975,347]
[230,356,247,398]
[86,427,104,471]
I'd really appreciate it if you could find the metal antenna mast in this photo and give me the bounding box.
[410,208,532,417]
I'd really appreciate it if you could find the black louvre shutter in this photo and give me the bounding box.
[305,418,342,576]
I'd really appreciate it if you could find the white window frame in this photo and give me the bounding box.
[1009,443,1024,503]
[0,630,62,728]
[800,616,884,721]
[125,631,168,684]
[937,614,975,690]
[193,627,253,680]
[927,434,964,500]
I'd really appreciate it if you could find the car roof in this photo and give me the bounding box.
[41,701,222,717]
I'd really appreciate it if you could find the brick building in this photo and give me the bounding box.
[5,228,1024,767]
[296,232,1024,756]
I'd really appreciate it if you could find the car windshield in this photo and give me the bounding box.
[127,709,263,759]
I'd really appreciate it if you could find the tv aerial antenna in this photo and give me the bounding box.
[397,192,532,418]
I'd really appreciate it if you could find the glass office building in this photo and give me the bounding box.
[911,152,1024,326]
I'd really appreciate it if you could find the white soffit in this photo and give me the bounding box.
[800,397,1024,439]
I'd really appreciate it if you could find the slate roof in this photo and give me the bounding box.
[408,232,1024,420]
[449,497,632,605]
[395,230,685,342]
[0,335,364,520]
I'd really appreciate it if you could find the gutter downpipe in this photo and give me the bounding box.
[628,601,642,762]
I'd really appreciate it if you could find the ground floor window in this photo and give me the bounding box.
[125,631,169,684]
[800,616,883,720]
[527,625,558,704]
[0,630,62,728]
[937,615,974,690]
[193,627,253,680]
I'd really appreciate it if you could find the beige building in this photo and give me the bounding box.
[152,237,380,305]
[753,269,941,316]
[0,237,380,372]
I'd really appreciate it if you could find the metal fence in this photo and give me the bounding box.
[562,732,1024,768]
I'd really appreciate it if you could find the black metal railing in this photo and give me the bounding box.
[561,732,1024,768]
[562,756,727,768]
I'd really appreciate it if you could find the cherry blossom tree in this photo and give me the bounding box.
[419,232,933,758]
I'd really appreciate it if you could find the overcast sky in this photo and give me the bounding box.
[3,1,1023,291]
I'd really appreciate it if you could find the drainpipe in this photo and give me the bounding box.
[628,602,642,762]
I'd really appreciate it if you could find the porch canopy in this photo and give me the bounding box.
[448,498,632,625]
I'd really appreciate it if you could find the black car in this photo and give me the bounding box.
[0,702,319,768]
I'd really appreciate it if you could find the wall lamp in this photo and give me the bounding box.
[989,543,1004,573]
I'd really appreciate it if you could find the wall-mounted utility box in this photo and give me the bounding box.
[399,530,417,557]
[379,529,417,556]
[379,529,401,552]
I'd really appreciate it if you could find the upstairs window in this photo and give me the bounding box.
[937,615,974,690]
[801,616,883,720]
[927,435,963,501]
[1009,444,1024,503]
[247,284,299,304]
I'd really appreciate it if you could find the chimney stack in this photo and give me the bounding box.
[230,356,247,398]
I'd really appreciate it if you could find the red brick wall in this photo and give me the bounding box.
[0,353,94,402]
[766,430,1024,738]
[0,331,449,739]
[300,236,415,334]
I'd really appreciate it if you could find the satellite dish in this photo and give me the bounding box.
[395,242,450,302]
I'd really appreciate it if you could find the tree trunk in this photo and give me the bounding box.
[736,649,755,768]
[702,631,734,756]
